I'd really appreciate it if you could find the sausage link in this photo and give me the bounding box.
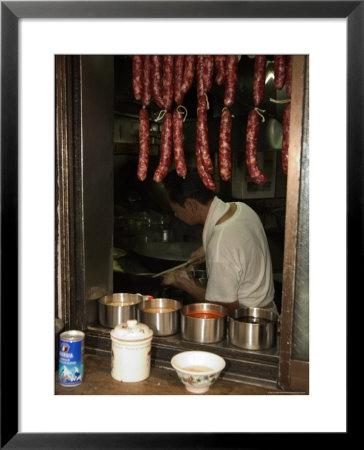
[224,55,238,107]
[132,55,144,101]
[274,55,286,90]
[153,112,173,182]
[195,134,216,191]
[285,55,293,98]
[197,94,213,174]
[137,107,150,181]
[214,55,226,85]
[245,110,267,184]
[253,55,267,107]
[181,55,195,94]
[203,55,214,93]
[196,55,205,98]
[218,108,232,181]
[162,55,174,111]
[172,108,187,178]
[281,103,291,174]
[142,55,152,106]
[174,55,185,105]
[151,55,164,109]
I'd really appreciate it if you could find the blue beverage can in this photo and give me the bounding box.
[58,330,85,387]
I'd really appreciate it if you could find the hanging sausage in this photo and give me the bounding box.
[202,55,214,93]
[214,55,226,85]
[218,107,232,181]
[216,55,238,182]
[195,57,214,177]
[137,108,150,181]
[151,55,164,109]
[174,55,185,105]
[195,104,216,191]
[246,110,267,184]
[162,55,174,112]
[245,55,267,184]
[196,91,213,175]
[224,55,238,108]
[141,55,152,107]
[133,55,153,182]
[253,55,266,107]
[285,55,293,98]
[132,55,144,101]
[274,55,286,90]
[153,112,173,182]
[181,55,196,95]
[172,107,187,178]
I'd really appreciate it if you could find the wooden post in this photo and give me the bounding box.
[278,55,307,389]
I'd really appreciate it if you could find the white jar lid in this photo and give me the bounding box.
[110,319,153,341]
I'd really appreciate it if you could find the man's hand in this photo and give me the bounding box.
[189,246,205,265]
[170,269,207,302]
[172,269,198,291]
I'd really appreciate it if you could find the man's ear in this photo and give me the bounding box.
[184,198,198,213]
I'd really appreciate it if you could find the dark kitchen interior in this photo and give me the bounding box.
[55,54,309,394]
[112,55,286,307]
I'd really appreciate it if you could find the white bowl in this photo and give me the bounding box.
[171,351,226,394]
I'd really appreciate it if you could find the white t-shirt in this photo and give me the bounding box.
[203,197,275,308]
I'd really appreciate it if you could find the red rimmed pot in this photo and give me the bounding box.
[181,303,228,344]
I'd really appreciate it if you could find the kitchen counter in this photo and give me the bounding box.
[55,353,286,395]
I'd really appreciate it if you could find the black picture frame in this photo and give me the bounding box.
[1,1,357,447]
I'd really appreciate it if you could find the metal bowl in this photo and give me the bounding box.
[228,307,278,350]
[98,293,142,328]
[139,298,182,336]
[181,303,228,343]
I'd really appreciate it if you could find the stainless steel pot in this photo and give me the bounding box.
[181,303,228,344]
[138,298,182,336]
[98,293,142,328]
[228,307,278,350]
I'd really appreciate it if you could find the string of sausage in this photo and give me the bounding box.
[133,55,151,182]
[274,55,286,90]
[281,55,293,174]
[217,55,238,182]
[195,55,215,190]
[132,55,144,101]
[245,55,267,184]
[137,108,150,181]
[172,107,187,178]
[174,55,185,105]
[170,55,197,179]
[214,55,226,85]
[196,94,215,191]
[151,55,164,109]
[172,56,188,178]
[153,112,173,182]
[162,55,174,112]
[153,56,174,182]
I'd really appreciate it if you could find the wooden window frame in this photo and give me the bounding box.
[55,55,308,392]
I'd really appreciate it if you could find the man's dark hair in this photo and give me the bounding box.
[163,168,215,206]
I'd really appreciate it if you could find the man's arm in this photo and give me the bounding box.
[170,270,206,302]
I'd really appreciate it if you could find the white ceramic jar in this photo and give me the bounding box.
[110,319,153,382]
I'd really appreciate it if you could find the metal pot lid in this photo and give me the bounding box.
[110,319,153,341]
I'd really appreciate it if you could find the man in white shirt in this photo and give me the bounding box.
[163,169,276,312]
